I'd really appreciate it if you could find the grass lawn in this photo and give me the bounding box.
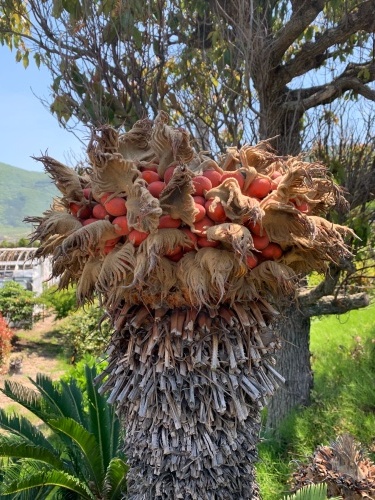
[257,304,375,499]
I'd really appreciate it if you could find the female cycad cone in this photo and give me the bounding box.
[27,111,353,499]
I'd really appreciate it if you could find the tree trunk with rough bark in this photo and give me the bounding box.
[266,309,313,432]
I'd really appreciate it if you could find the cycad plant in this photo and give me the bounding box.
[283,484,342,499]
[0,365,127,499]
[25,112,353,498]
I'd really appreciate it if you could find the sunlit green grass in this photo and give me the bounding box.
[257,304,375,499]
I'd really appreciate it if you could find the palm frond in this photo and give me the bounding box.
[1,381,50,423]
[84,365,121,471]
[48,417,103,491]
[283,484,342,500]
[0,469,94,500]
[0,409,55,453]
[103,458,129,500]
[0,439,63,469]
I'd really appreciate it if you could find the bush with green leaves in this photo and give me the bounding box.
[56,303,113,361]
[0,364,127,499]
[0,281,37,329]
[39,284,78,319]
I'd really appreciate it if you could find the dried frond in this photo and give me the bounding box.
[34,156,85,200]
[125,180,163,233]
[206,223,253,258]
[25,211,82,243]
[76,257,103,304]
[150,110,195,176]
[60,220,118,256]
[90,154,140,199]
[139,229,192,271]
[97,242,136,295]
[159,166,198,226]
[206,178,264,223]
[261,202,316,247]
[118,118,154,162]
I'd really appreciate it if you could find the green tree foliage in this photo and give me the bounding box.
[56,303,113,362]
[0,364,127,499]
[1,1,374,154]
[39,284,78,319]
[0,281,37,329]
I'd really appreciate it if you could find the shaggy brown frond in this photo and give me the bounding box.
[159,166,198,226]
[150,111,195,177]
[206,178,264,223]
[118,118,154,162]
[34,156,85,201]
[125,181,163,233]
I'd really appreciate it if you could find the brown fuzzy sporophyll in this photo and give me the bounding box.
[26,111,354,499]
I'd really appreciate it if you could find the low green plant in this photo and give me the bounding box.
[0,281,37,329]
[282,484,341,499]
[56,303,113,362]
[39,284,78,319]
[0,364,127,499]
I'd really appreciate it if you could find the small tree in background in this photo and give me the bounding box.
[0,281,37,329]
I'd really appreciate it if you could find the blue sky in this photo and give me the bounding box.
[0,46,86,172]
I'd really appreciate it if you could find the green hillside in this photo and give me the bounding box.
[0,162,59,242]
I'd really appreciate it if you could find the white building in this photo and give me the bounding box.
[0,248,55,295]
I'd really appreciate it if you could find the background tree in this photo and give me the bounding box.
[1,0,374,427]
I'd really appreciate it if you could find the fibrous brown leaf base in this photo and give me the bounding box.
[97,303,283,499]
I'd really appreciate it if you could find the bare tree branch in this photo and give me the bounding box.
[283,61,375,111]
[271,0,325,63]
[278,0,375,85]
[301,292,369,317]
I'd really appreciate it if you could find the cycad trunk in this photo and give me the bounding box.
[98,304,283,499]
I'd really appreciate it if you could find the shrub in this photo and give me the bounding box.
[0,314,13,373]
[0,281,37,329]
[39,284,78,319]
[57,303,113,362]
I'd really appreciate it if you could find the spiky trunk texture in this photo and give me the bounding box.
[97,305,283,499]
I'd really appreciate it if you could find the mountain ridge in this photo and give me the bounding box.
[0,161,59,241]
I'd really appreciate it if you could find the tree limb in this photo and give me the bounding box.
[301,292,370,317]
[271,0,325,63]
[283,61,375,111]
[278,0,375,85]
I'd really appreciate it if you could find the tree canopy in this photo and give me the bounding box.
[1,0,375,154]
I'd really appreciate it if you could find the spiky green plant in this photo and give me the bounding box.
[0,365,128,499]
[283,484,342,499]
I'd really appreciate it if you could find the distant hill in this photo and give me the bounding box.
[0,162,58,242]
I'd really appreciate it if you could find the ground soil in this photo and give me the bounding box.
[0,312,69,411]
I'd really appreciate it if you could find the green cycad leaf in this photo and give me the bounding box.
[48,417,103,490]
[0,409,55,453]
[1,381,49,423]
[0,469,94,499]
[283,484,342,499]
[84,364,120,471]
[0,439,63,469]
[103,458,128,500]
[32,374,81,420]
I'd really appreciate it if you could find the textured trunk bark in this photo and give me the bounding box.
[265,307,313,432]
[98,304,284,499]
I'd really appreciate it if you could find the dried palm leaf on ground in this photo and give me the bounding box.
[292,434,375,499]
[27,111,354,499]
